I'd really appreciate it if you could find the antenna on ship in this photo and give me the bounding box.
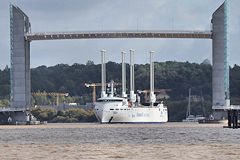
[109,80,114,97]
[129,49,136,105]
[121,51,127,98]
[149,51,156,107]
[101,49,107,98]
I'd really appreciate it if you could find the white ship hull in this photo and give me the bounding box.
[94,100,168,123]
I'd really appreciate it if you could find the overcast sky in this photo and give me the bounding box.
[0,0,239,69]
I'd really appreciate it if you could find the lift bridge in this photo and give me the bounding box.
[1,1,239,124]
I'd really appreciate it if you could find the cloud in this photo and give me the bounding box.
[0,0,239,69]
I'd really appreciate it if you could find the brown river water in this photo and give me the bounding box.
[0,123,239,160]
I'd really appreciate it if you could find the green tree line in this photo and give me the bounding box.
[31,107,97,123]
[1,61,240,121]
[1,61,240,102]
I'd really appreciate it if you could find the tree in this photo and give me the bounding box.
[86,60,94,65]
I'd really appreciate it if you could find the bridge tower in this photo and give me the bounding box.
[211,0,230,119]
[9,4,31,122]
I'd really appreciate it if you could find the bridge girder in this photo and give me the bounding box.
[25,30,212,41]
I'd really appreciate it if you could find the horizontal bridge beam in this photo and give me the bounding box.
[25,30,212,41]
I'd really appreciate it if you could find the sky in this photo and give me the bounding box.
[0,0,239,69]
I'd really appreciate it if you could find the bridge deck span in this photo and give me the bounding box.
[25,30,212,41]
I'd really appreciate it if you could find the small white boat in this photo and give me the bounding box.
[182,115,198,122]
[182,88,206,122]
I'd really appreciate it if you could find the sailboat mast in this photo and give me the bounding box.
[186,88,191,118]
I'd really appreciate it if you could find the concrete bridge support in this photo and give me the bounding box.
[212,1,230,120]
[9,4,31,122]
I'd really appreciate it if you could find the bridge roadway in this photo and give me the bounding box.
[25,30,212,41]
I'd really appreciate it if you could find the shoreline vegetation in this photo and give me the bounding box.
[31,107,97,123]
[1,61,240,122]
[31,100,213,123]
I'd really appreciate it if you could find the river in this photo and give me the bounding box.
[0,123,239,159]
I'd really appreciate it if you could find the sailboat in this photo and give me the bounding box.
[182,88,198,122]
[182,88,205,122]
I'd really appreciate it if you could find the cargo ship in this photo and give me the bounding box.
[94,50,168,124]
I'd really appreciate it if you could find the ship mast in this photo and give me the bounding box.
[149,51,156,106]
[101,49,107,98]
[129,49,136,105]
[121,51,127,98]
